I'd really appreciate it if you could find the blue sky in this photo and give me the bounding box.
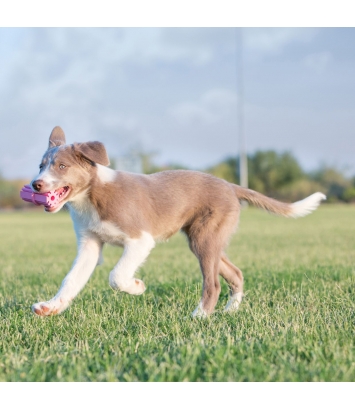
[0,27,354,179]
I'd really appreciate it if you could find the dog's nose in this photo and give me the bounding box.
[32,179,44,192]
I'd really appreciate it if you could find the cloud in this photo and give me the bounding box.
[168,89,237,125]
[16,28,220,69]
[244,28,318,56]
[1,28,354,180]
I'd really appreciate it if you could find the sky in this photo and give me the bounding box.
[0,27,354,179]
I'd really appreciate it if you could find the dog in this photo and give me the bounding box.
[30,126,326,317]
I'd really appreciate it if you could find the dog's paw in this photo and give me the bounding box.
[121,278,146,295]
[110,276,146,295]
[32,299,69,316]
[192,302,208,319]
[32,301,58,316]
[128,279,146,295]
[224,292,243,313]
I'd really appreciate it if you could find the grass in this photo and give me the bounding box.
[0,205,354,381]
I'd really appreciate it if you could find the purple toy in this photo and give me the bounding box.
[20,184,60,207]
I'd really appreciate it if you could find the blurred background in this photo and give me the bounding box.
[1,27,355,208]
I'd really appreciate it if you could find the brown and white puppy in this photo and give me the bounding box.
[30,126,326,317]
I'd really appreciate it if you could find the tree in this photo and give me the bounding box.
[208,150,304,197]
[247,151,304,195]
[309,166,351,203]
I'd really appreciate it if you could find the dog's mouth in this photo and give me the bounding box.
[45,186,71,212]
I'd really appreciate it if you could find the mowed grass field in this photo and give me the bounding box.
[0,205,354,382]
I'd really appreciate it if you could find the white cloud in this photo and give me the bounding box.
[0,28,354,179]
[169,89,237,125]
[122,29,215,66]
[244,28,318,56]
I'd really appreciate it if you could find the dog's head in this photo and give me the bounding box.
[31,126,110,213]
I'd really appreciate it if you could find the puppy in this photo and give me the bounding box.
[30,126,326,317]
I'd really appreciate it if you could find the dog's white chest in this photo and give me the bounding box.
[91,219,127,245]
[69,200,127,245]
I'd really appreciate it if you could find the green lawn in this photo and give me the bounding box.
[0,205,354,381]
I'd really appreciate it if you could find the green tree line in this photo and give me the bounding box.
[1,150,354,209]
[207,151,355,203]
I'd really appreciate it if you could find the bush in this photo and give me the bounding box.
[0,178,31,209]
[276,179,325,202]
[342,187,355,203]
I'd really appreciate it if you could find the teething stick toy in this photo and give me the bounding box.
[20,184,60,207]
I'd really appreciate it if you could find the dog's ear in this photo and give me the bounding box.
[74,142,110,167]
[48,126,66,149]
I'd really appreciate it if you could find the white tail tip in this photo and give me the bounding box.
[289,192,326,218]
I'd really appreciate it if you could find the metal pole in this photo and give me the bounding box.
[237,27,248,190]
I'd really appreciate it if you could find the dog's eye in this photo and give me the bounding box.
[59,164,66,170]
[39,164,43,170]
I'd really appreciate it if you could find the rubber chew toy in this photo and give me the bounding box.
[20,184,60,207]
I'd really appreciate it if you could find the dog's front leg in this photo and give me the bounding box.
[32,233,102,316]
[109,232,155,295]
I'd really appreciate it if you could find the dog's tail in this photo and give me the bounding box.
[234,185,326,218]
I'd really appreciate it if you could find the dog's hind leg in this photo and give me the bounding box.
[192,249,221,318]
[219,253,244,312]
[185,211,240,318]
[184,228,222,318]
[109,231,155,295]
[32,233,103,316]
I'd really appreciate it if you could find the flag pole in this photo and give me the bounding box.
[237,27,248,193]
